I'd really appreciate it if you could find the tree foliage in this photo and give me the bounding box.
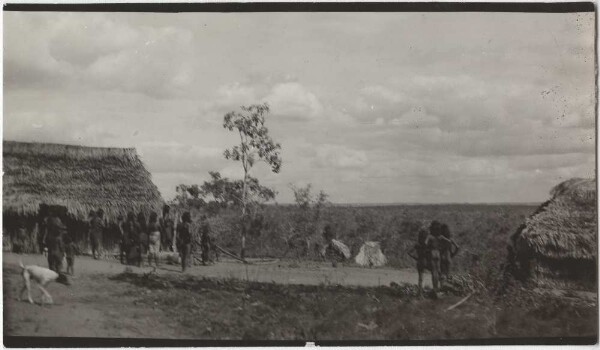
[223,103,282,258]
[170,171,276,215]
[172,184,206,209]
[200,171,276,214]
[223,104,282,174]
[287,184,330,257]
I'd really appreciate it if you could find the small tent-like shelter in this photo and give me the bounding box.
[3,141,164,253]
[355,241,387,267]
[510,178,596,290]
[321,239,351,261]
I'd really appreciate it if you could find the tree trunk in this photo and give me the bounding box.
[241,170,248,260]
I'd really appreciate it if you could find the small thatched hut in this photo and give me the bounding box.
[3,141,164,254]
[510,178,596,290]
[355,241,387,267]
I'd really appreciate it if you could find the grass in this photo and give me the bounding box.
[110,271,597,341]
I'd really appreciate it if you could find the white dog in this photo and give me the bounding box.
[18,260,70,305]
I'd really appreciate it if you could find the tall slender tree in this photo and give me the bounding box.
[223,103,282,259]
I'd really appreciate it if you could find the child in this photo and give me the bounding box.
[64,234,76,276]
[147,212,161,267]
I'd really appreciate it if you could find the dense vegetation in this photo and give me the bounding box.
[201,203,537,273]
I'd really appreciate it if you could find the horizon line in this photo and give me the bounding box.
[270,201,541,206]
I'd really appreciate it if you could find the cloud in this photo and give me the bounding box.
[4,12,195,98]
[266,82,324,121]
[390,108,439,128]
[361,85,405,104]
[49,14,141,67]
[84,26,194,97]
[196,80,350,128]
[215,82,259,107]
[4,12,595,203]
[138,141,224,173]
[313,144,368,169]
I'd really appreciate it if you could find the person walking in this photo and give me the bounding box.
[46,207,67,273]
[177,212,193,272]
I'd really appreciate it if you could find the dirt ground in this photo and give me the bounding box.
[3,252,430,339]
[5,253,595,342]
[3,253,431,287]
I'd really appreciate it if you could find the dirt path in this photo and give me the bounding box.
[4,253,596,341]
[3,263,192,338]
[3,252,430,339]
[4,253,431,288]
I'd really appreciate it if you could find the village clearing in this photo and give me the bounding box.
[3,253,596,341]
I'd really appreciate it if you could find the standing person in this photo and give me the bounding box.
[407,226,430,295]
[116,215,126,264]
[199,215,211,265]
[89,209,105,259]
[12,218,28,254]
[86,209,95,255]
[176,212,193,272]
[439,223,460,284]
[46,207,67,273]
[64,234,76,276]
[425,220,442,296]
[137,212,148,267]
[160,205,175,252]
[37,204,50,254]
[147,212,161,267]
[123,212,137,265]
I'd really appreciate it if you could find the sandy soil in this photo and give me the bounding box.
[4,253,431,287]
[3,252,431,338]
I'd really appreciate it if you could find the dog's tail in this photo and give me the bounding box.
[19,259,25,270]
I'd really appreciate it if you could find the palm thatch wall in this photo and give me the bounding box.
[511,178,597,290]
[3,141,164,252]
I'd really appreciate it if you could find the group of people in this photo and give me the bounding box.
[109,205,176,268]
[37,205,459,291]
[36,204,217,275]
[408,220,460,295]
[110,206,216,271]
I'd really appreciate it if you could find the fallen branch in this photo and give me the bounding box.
[213,243,250,264]
[445,293,473,311]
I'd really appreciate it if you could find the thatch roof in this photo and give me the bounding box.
[514,178,596,261]
[3,141,163,221]
[329,239,351,259]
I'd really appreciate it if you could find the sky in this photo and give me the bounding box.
[3,11,596,204]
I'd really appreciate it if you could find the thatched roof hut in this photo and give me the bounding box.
[3,141,164,221]
[3,141,164,254]
[511,178,596,290]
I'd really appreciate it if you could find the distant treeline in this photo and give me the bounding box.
[202,203,537,272]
